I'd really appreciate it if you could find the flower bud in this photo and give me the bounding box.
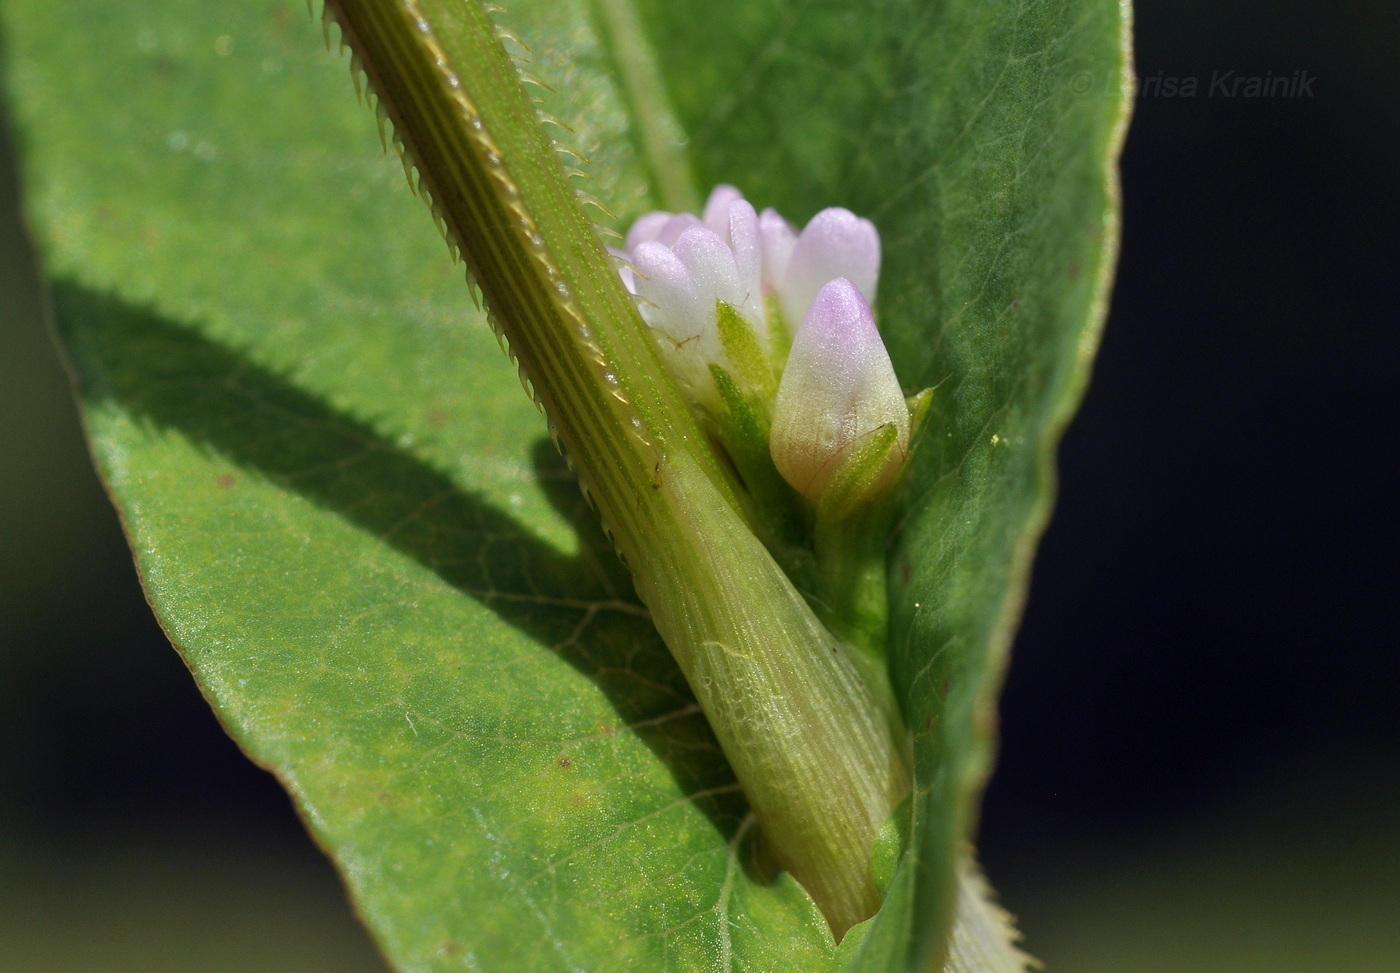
[619,187,891,472]
[768,207,881,334]
[769,278,909,513]
[628,233,724,409]
[622,188,774,411]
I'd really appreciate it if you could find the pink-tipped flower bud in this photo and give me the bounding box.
[770,278,909,511]
[620,188,888,439]
[777,208,881,330]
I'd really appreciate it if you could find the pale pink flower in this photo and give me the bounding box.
[769,278,908,506]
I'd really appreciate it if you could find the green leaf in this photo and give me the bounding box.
[634,2,1130,967]
[1,0,1130,970]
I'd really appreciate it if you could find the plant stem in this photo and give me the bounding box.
[322,0,908,935]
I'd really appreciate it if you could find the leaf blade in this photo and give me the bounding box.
[629,0,1133,966]
[1,0,1131,968]
[3,1,834,968]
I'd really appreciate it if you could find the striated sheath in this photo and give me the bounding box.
[321,0,909,936]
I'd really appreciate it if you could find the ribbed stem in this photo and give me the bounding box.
[638,453,909,936]
[323,0,908,936]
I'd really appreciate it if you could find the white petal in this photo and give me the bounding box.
[758,208,797,294]
[702,184,744,238]
[779,208,881,329]
[631,240,721,400]
[770,278,907,504]
[672,225,744,310]
[609,246,638,294]
[625,211,673,252]
[631,241,707,342]
[727,199,765,332]
[655,213,703,247]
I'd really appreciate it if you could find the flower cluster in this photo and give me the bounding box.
[618,186,912,517]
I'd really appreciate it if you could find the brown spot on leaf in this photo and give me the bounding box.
[216,473,236,490]
[900,555,912,585]
[1068,259,1082,282]
[428,407,448,427]
[557,756,572,770]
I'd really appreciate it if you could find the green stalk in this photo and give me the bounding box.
[322,0,908,936]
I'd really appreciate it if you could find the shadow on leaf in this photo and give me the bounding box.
[50,278,751,844]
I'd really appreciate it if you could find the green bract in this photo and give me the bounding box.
[0,0,1131,969]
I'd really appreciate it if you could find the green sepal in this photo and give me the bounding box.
[708,362,807,571]
[871,794,915,897]
[714,299,776,401]
[710,361,771,458]
[765,291,794,377]
[905,387,935,451]
[810,423,905,660]
[816,422,903,524]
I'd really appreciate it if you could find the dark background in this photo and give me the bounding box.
[2,0,1397,969]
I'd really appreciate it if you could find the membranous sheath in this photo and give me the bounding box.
[323,0,911,936]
